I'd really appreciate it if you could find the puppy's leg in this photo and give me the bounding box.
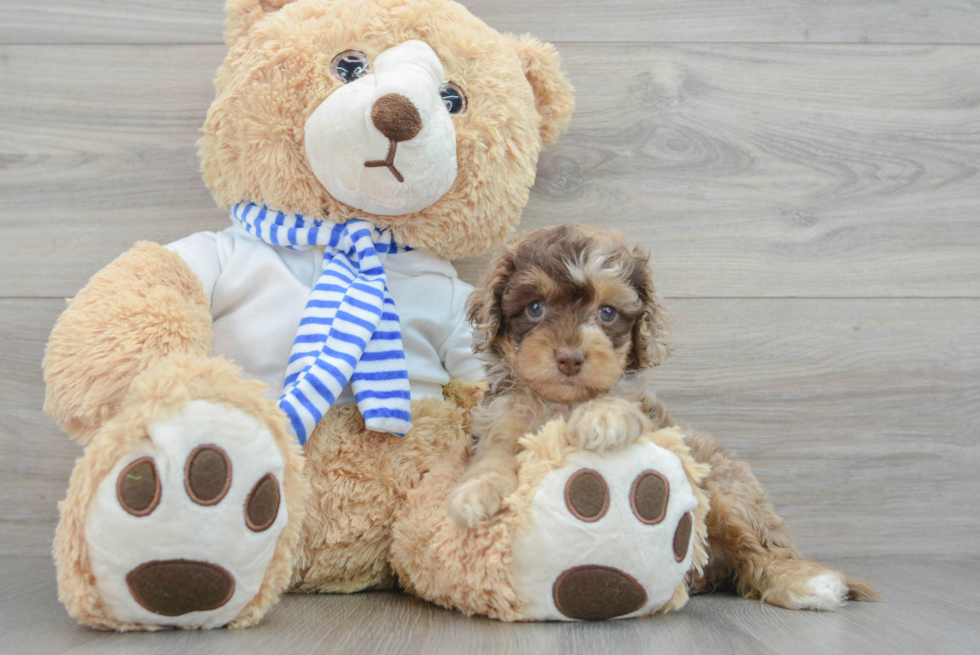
[447,446,520,528]
[684,428,878,610]
[567,397,651,452]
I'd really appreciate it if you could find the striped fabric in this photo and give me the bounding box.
[231,202,412,444]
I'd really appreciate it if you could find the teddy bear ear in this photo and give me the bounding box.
[224,0,297,46]
[507,34,576,145]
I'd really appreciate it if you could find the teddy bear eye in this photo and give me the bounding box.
[440,82,467,115]
[599,306,617,322]
[330,50,369,84]
[527,301,545,319]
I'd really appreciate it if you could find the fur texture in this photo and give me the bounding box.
[290,380,483,593]
[200,0,574,261]
[448,225,674,527]
[53,352,308,631]
[47,243,308,630]
[677,424,880,608]
[455,224,878,610]
[43,242,213,446]
[389,420,711,620]
[44,0,576,629]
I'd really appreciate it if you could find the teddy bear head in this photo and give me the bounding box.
[199,0,574,260]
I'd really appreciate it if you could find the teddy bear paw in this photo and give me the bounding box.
[83,400,288,629]
[509,438,699,620]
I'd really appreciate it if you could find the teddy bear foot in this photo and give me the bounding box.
[54,353,308,633]
[509,431,706,620]
[389,424,709,622]
[78,400,288,628]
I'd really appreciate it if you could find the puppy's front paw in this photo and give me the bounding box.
[568,399,650,452]
[448,474,517,528]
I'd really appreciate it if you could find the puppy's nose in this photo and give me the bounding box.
[371,93,422,142]
[555,349,585,377]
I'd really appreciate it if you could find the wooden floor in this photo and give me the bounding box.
[1,0,978,652]
[2,557,978,655]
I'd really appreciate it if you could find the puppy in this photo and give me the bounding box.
[447,224,667,528]
[449,224,877,611]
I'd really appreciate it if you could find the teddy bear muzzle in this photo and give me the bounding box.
[304,40,459,217]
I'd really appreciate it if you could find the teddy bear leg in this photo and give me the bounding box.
[54,353,307,630]
[389,421,710,622]
[289,382,480,594]
[682,428,878,610]
[44,241,214,446]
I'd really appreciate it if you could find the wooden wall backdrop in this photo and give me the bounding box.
[0,1,978,564]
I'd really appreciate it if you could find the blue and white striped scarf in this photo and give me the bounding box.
[231,202,412,444]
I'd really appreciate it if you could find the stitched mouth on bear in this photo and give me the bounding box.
[364,139,404,183]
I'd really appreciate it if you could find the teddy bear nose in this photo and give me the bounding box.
[371,93,423,143]
[555,349,585,377]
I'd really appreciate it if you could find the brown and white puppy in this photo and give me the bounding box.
[447,224,668,528]
[449,224,877,611]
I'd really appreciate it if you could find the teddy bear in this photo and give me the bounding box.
[42,0,711,630]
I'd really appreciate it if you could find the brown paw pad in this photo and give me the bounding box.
[553,565,648,620]
[564,469,609,522]
[673,512,693,562]
[630,470,669,525]
[185,445,232,506]
[126,559,235,617]
[245,474,280,532]
[117,457,161,517]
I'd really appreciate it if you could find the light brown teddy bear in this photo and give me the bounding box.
[44,0,711,630]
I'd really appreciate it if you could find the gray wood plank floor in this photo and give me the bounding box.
[0,0,978,651]
[2,557,977,655]
[3,42,979,298]
[3,0,980,44]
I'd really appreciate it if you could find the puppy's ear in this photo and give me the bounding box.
[628,246,673,369]
[467,247,515,353]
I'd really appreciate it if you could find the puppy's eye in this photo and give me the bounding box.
[330,50,369,83]
[440,82,467,115]
[526,301,545,319]
[598,306,617,322]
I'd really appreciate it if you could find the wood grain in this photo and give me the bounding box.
[2,43,978,298]
[4,297,977,558]
[1,556,977,655]
[3,0,980,45]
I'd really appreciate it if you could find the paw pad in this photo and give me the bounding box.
[552,565,647,620]
[126,560,235,617]
[564,469,609,522]
[673,512,693,562]
[630,470,669,524]
[245,474,280,532]
[116,457,161,517]
[185,445,232,506]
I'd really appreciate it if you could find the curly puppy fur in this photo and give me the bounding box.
[454,224,878,610]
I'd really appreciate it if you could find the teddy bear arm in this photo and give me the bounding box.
[43,241,214,444]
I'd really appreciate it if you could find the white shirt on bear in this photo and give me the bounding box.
[166,224,485,406]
